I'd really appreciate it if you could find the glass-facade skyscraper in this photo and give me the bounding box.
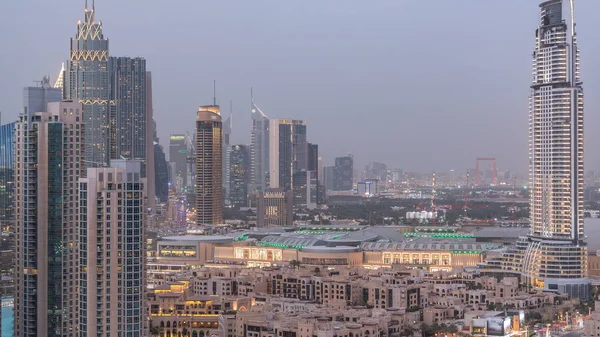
[0,122,14,234]
[108,57,147,168]
[333,156,354,191]
[250,98,269,192]
[230,144,250,208]
[268,119,307,191]
[64,4,111,168]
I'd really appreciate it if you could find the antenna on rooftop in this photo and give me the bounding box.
[213,80,217,106]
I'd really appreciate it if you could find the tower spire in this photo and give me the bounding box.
[213,80,217,106]
[230,100,233,129]
[85,0,88,10]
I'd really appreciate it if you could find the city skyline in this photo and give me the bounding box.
[3,1,600,172]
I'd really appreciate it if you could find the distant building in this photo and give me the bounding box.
[169,134,190,192]
[195,105,223,225]
[79,160,146,336]
[293,170,317,209]
[0,122,15,232]
[357,179,378,197]
[334,156,353,191]
[364,162,387,181]
[268,119,307,190]
[257,189,293,228]
[250,97,269,192]
[323,166,335,191]
[14,101,83,336]
[230,145,250,208]
[308,143,320,204]
[222,111,232,200]
[23,77,62,118]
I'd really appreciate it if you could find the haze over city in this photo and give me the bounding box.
[2,0,600,172]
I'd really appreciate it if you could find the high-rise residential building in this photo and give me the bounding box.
[79,160,146,336]
[334,156,354,191]
[230,145,250,208]
[364,162,387,181]
[268,119,307,191]
[257,189,293,228]
[0,122,14,235]
[222,110,232,200]
[487,0,589,299]
[64,3,111,169]
[308,143,320,204]
[521,0,588,298]
[169,134,190,193]
[14,101,84,337]
[146,72,156,208]
[250,96,269,193]
[195,105,223,225]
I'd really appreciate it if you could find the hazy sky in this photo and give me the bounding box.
[1,0,599,173]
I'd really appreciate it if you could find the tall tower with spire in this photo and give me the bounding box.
[250,90,270,193]
[521,0,589,298]
[63,0,111,169]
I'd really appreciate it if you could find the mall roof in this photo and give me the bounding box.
[360,242,492,252]
[474,227,529,238]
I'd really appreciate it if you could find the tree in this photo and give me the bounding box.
[182,327,189,337]
[150,326,161,336]
[290,260,302,270]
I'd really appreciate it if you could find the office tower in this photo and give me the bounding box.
[153,121,169,203]
[519,0,589,298]
[108,57,147,168]
[257,189,293,228]
[0,122,14,236]
[268,119,307,190]
[230,145,250,208]
[79,160,146,336]
[146,72,156,208]
[14,101,83,337]
[333,156,353,191]
[323,166,335,191]
[293,171,317,209]
[223,110,232,200]
[308,143,320,204]
[250,96,269,192]
[365,162,387,181]
[23,76,62,118]
[64,3,111,168]
[169,134,189,193]
[195,105,223,225]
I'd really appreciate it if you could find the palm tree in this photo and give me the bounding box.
[290,260,302,269]
[150,326,161,337]
[182,327,189,337]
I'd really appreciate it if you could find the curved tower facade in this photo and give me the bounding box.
[522,0,588,298]
[195,105,223,225]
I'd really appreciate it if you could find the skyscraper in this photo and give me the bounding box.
[520,0,588,298]
[250,96,269,192]
[308,143,320,204]
[0,122,14,236]
[333,156,354,191]
[486,0,589,299]
[222,108,232,200]
[108,57,147,168]
[169,134,190,193]
[14,101,84,336]
[79,160,146,336]
[268,119,307,191]
[195,105,223,225]
[153,121,169,203]
[64,3,111,168]
[230,145,250,208]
